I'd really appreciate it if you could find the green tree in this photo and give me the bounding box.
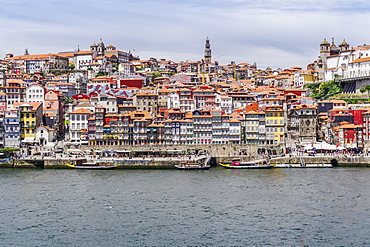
[69,63,75,70]
[365,85,370,98]
[360,87,366,96]
[63,96,74,104]
[152,71,162,82]
[95,71,108,77]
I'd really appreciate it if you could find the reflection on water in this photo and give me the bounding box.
[1,167,370,246]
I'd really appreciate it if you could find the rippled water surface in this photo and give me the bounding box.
[1,167,370,246]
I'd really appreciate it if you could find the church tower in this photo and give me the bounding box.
[204,37,211,63]
[90,42,97,52]
[339,39,350,52]
[319,38,330,57]
[97,39,105,57]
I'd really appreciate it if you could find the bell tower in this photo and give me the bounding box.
[97,39,105,56]
[204,37,211,63]
[339,39,350,52]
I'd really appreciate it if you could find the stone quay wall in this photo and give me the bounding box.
[72,144,286,156]
[2,154,370,169]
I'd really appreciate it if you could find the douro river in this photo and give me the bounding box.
[1,167,370,246]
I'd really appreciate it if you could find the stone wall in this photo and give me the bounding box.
[72,143,286,156]
[2,154,370,168]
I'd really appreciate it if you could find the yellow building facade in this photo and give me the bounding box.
[15,102,43,141]
[265,106,285,144]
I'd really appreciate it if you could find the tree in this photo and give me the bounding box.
[152,71,162,82]
[360,87,366,95]
[95,71,108,77]
[69,63,75,70]
[63,96,74,104]
[365,85,370,98]
[306,79,343,100]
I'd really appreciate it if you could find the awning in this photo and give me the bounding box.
[304,142,345,151]
[116,150,132,153]
[22,137,36,143]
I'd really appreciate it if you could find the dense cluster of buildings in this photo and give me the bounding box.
[2,38,370,152]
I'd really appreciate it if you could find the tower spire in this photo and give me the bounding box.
[204,37,211,63]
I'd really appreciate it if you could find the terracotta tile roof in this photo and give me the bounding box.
[349,57,370,64]
[69,108,92,114]
[14,102,43,110]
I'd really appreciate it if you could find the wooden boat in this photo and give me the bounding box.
[274,163,332,168]
[174,162,211,170]
[219,158,273,169]
[65,162,118,169]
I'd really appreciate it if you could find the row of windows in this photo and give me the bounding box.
[266,119,284,125]
[5,135,20,138]
[21,113,35,118]
[266,127,284,133]
[7,89,22,93]
[28,95,43,99]
[29,90,42,93]
[70,115,89,121]
[71,123,87,129]
[266,112,283,117]
[23,121,35,126]
[7,94,21,98]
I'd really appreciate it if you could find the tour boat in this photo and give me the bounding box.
[219,158,273,169]
[174,162,211,170]
[65,162,118,169]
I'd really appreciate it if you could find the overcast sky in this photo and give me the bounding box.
[1,0,370,69]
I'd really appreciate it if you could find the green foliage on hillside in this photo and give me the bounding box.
[304,78,343,100]
[95,71,108,77]
[63,96,74,103]
[152,71,162,82]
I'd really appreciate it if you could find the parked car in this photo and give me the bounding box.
[33,152,41,155]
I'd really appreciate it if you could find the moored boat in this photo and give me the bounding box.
[274,163,332,168]
[174,162,211,170]
[65,162,118,169]
[219,158,273,169]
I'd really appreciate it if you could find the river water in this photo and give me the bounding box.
[1,167,370,246]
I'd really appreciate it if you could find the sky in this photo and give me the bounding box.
[1,0,370,69]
